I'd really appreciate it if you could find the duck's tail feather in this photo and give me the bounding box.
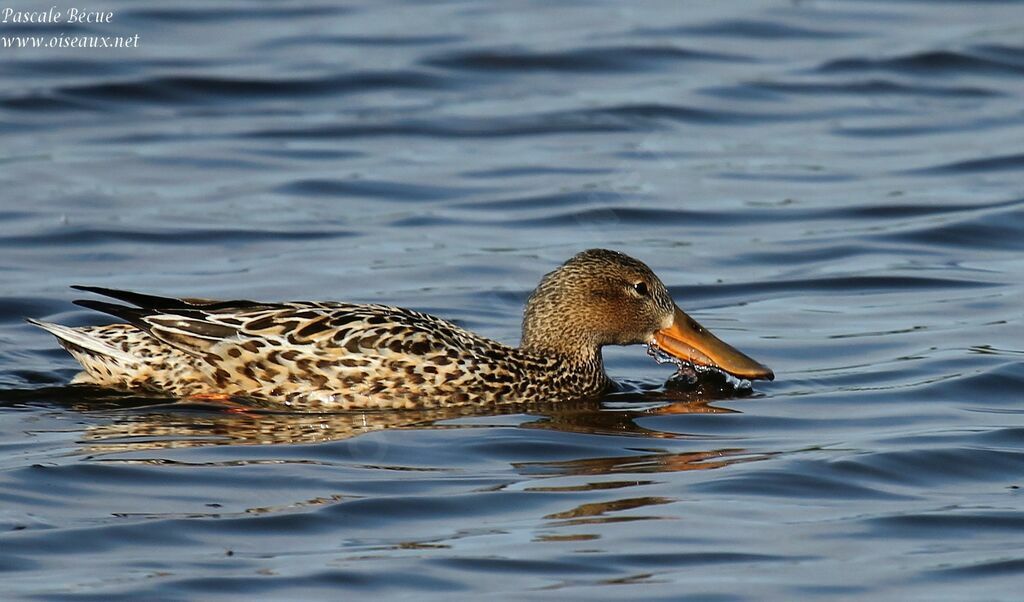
[72,298,243,357]
[26,318,139,364]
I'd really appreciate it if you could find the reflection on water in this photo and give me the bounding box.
[543,496,673,522]
[516,448,766,477]
[2,383,745,458]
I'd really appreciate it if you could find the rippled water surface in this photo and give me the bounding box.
[3,0,1024,599]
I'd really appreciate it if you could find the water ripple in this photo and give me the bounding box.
[819,48,1024,76]
[124,6,347,23]
[693,468,911,500]
[870,204,1024,251]
[732,79,1001,99]
[245,112,638,140]
[32,71,454,108]
[0,227,354,248]
[906,152,1024,175]
[275,179,485,201]
[422,45,746,73]
[640,19,855,40]
[869,511,1024,537]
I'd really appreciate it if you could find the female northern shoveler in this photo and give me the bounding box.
[29,249,773,409]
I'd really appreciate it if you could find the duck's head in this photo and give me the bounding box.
[521,249,773,381]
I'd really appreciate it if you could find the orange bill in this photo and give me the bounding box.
[652,306,774,381]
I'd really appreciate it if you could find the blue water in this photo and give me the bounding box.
[2,0,1024,599]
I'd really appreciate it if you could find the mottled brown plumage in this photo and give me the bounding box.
[30,249,773,409]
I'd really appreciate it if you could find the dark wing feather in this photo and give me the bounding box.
[72,299,157,330]
[72,287,290,357]
[71,285,273,312]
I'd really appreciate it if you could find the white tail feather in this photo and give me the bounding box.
[27,319,140,365]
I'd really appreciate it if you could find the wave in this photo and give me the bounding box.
[423,45,746,73]
[819,47,1024,76]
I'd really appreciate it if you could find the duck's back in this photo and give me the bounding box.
[196,301,533,408]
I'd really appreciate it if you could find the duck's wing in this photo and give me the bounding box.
[72,286,290,355]
[71,287,493,376]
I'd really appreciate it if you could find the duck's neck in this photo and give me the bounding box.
[520,336,609,393]
[520,337,603,367]
[520,324,606,376]
[517,312,612,396]
[519,277,607,378]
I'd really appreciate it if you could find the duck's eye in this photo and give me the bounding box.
[632,282,649,296]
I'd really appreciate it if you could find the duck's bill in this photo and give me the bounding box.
[652,306,774,381]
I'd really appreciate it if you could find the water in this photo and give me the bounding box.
[2,0,1024,598]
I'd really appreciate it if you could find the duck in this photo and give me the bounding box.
[29,249,773,409]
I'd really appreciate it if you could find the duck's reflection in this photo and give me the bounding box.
[542,495,674,526]
[2,379,764,475]
[514,447,767,477]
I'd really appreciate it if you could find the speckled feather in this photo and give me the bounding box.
[35,296,609,410]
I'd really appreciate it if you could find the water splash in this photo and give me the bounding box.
[646,342,698,382]
[646,343,752,390]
